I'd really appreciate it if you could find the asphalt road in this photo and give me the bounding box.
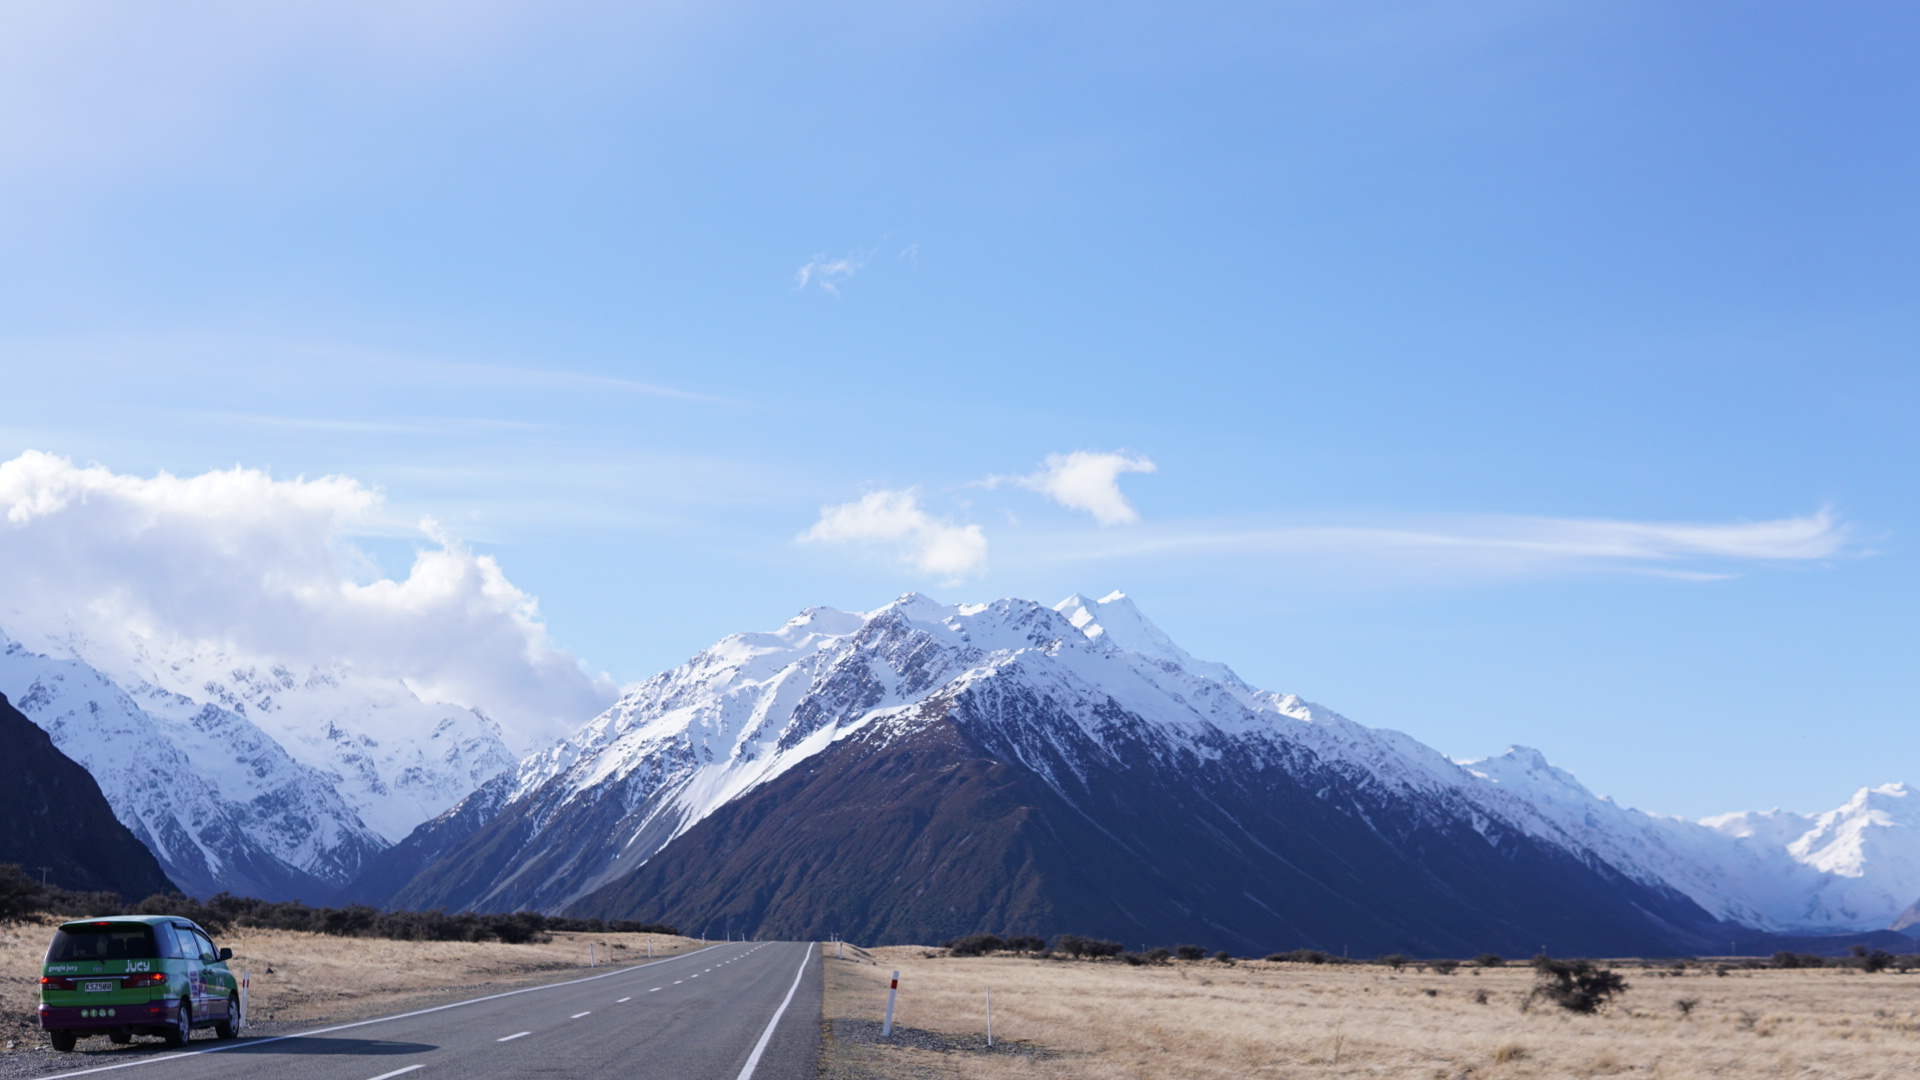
[34,941,821,1080]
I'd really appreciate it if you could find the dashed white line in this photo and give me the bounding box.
[649,987,661,992]
[364,1068,424,1080]
[675,979,684,984]
[571,1011,592,1019]
[498,1031,531,1042]
[617,997,632,1003]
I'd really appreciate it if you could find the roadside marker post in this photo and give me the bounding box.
[986,987,992,1048]
[239,972,249,1031]
[648,936,654,959]
[883,971,899,1037]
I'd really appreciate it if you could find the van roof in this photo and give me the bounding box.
[55,915,199,930]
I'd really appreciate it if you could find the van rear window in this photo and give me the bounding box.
[46,925,159,963]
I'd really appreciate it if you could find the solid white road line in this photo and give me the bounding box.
[41,944,726,1079]
[735,946,812,1080]
[364,1067,424,1080]
[497,1032,531,1042]
[571,1011,592,1019]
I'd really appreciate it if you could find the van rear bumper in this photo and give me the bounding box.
[38,1000,176,1032]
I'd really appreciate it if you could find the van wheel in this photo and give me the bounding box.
[163,1001,191,1049]
[49,1031,76,1053]
[215,994,240,1039]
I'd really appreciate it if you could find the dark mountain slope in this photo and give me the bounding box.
[0,692,176,898]
[570,690,1722,957]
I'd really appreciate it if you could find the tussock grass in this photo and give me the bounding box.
[0,915,699,1048]
[822,945,1920,1079]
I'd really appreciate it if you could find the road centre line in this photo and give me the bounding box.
[571,1012,591,1019]
[649,988,661,992]
[497,1032,531,1042]
[617,997,632,1003]
[364,1067,424,1080]
[41,944,726,1078]
[734,947,812,1080]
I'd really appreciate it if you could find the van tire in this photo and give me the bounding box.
[215,995,240,1039]
[163,1001,191,1048]
[49,1031,76,1052]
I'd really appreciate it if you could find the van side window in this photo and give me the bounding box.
[155,924,182,959]
[194,930,218,962]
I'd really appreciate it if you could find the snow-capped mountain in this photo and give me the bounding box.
[350,590,1919,952]
[0,618,561,900]
[0,630,386,898]
[1457,750,1920,934]
[346,592,1720,953]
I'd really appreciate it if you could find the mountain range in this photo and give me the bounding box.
[5,591,1916,956]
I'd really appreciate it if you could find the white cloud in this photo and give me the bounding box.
[1010,509,1850,580]
[991,450,1158,525]
[0,450,616,735]
[800,488,987,579]
[794,253,865,295]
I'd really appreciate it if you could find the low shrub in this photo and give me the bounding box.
[1213,951,1234,964]
[1527,956,1628,1014]
[1174,944,1206,961]
[1850,945,1893,973]
[1377,953,1407,970]
[1056,934,1124,959]
[1144,947,1171,963]
[1772,952,1828,969]
[1426,959,1460,975]
[0,874,677,946]
[1473,952,1505,968]
[1265,948,1331,964]
[943,934,1007,957]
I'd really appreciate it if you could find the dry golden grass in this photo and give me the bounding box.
[0,914,701,1049]
[823,946,1920,1080]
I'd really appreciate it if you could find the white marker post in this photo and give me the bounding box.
[986,987,993,1048]
[589,944,596,967]
[238,972,249,1031]
[648,936,654,959]
[883,971,899,1037]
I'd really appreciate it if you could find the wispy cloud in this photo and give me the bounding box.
[799,488,987,580]
[794,252,866,295]
[1011,509,1851,580]
[982,450,1158,525]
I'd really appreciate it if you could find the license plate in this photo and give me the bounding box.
[82,981,115,993]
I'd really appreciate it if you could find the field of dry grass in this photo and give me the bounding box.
[822,945,1920,1079]
[0,914,701,1052]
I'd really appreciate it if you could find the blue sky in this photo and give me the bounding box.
[2,1,1915,817]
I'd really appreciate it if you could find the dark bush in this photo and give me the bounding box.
[0,865,44,923]
[942,934,1007,957]
[1265,949,1330,964]
[1850,945,1893,973]
[1005,935,1047,952]
[1772,952,1828,969]
[1174,945,1206,961]
[1119,952,1148,966]
[1144,947,1171,964]
[1056,935,1123,959]
[1213,951,1234,964]
[1427,959,1460,975]
[1894,954,1920,973]
[1473,953,1505,968]
[1527,957,1628,1014]
[1378,953,1407,970]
